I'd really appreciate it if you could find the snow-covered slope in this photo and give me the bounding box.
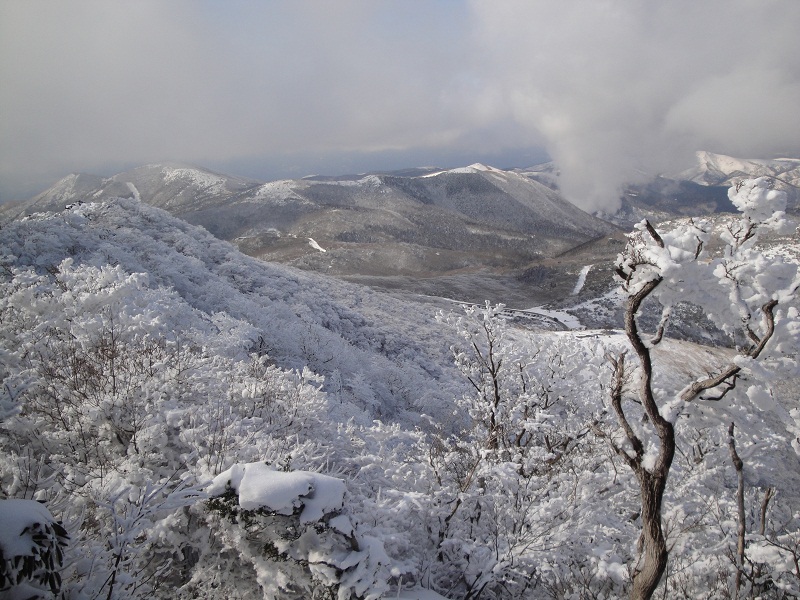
[514,152,800,224]
[385,163,611,240]
[1,197,460,422]
[11,163,261,217]
[679,151,800,186]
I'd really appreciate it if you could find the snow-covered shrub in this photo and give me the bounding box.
[194,462,390,600]
[431,305,627,598]
[0,256,350,598]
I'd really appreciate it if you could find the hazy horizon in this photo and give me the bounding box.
[2,1,799,210]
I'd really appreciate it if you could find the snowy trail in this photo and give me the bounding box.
[571,264,592,295]
[522,306,583,330]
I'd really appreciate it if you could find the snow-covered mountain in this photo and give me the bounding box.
[670,150,800,214]
[3,161,619,306]
[18,163,262,214]
[513,152,800,228]
[678,150,800,191]
[4,153,799,310]
[606,177,736,228]
[13,162,615,247]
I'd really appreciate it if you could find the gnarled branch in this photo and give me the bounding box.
[681,299,778,403]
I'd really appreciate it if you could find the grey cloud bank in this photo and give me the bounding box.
[1,0,799,211]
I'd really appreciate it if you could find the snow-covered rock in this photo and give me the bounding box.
[209,462,346,523]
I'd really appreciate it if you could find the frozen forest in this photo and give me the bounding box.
[1,178,799,599]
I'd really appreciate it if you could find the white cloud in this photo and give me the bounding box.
[466,0,800,210]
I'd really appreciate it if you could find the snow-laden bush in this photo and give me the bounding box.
[190,462,391,600]
[0,258,349,598]
[429,304,630,598]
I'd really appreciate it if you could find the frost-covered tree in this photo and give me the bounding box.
[612,178,799,599]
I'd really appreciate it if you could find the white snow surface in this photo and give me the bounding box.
[0,499,56,558]
[249,179,313,206]
[421,163,501,177]
[209,462,346,522]
[325,175,383,188]
[677,151,800,192]
[161,166,227,193]
[697,150,763,174]
[126,181,141,202]
[254,179,298,196]
[308,237,327,252]
[571,264,593,295]
[523,306,583,330]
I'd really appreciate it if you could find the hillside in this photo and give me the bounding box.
[679,150,800,193]
[0,197,460,420]
[673,151,800,214]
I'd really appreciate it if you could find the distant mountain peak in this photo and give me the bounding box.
[160,165,229,192]
[420,163,504,178]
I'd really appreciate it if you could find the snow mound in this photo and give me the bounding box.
[209,462,346,523]
[0,499,56,558]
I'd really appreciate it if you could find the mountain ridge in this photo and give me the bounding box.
[4,152,797,307]
[2,161,619,305]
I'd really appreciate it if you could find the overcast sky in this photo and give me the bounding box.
[2,0,799,211]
